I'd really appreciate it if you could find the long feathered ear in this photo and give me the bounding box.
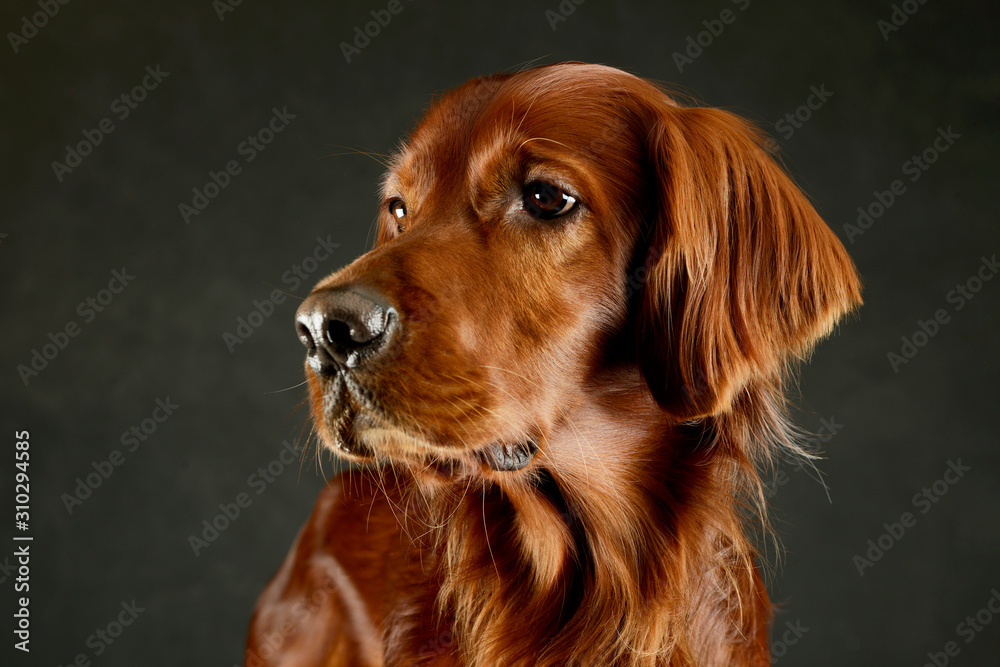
[636,104,862,419]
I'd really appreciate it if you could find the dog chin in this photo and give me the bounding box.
[353,424,441,460]
[322,409,540,480]
[320,405,445,467]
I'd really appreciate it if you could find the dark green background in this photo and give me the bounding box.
[2,0,998,664]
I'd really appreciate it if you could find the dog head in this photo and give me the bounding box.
[295,62,861,479]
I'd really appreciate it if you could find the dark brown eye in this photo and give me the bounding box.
[388,199,407,220]
[523,182,577,220]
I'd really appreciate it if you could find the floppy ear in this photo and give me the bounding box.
[636,105,862,419]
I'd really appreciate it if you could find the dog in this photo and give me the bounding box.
[246,62,861,666]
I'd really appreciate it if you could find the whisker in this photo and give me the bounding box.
[264,379,310,394]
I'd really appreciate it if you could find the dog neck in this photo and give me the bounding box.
[385,370,772,666]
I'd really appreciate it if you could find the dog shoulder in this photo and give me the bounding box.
[245,471,408,666]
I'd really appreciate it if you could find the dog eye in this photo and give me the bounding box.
[523,182,577,220]
[388,199,407,220]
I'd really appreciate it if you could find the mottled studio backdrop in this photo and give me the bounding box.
[2,0,998,665]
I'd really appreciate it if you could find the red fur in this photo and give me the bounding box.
[246,62,861,666]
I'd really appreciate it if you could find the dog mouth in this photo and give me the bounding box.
[316,372,539,473]
[473,439,539,471]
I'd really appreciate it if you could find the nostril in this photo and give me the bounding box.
[324,309,390,368]
[325,319,358,354]
[295,288,398,374]
[296,321,317,351]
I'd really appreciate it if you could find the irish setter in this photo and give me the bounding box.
[246,62,861,666]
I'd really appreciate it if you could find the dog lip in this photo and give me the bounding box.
[332,433,374,458]
[320,375,538,473]
[477,439,539,472]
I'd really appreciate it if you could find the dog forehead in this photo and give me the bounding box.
[394,65,651,190]
[391,74,510,184]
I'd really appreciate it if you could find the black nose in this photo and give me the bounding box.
[295,288,397,375]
